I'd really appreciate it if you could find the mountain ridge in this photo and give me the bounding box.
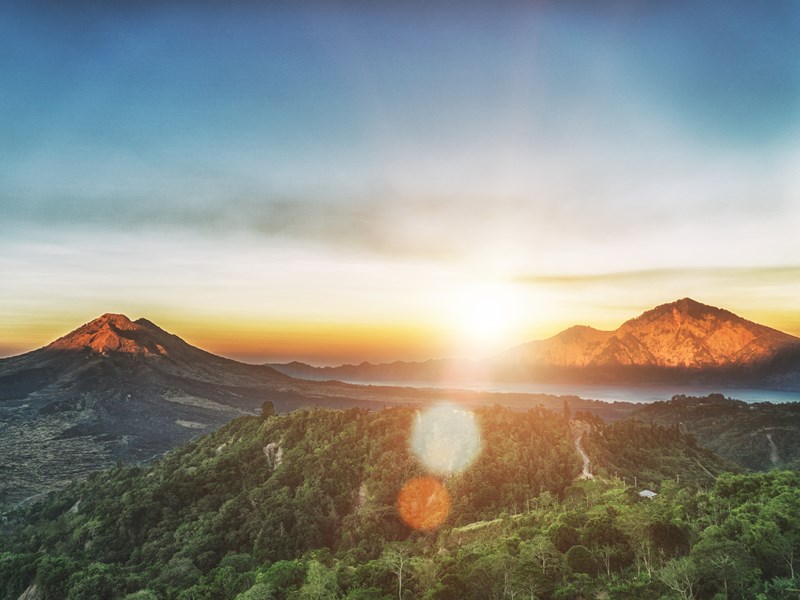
[503,297,800,369]
[270,298,800,388]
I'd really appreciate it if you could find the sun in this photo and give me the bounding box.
[449,281,521,350]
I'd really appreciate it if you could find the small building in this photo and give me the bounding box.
[639,489,657,499]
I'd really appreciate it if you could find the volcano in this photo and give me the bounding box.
[0,314,381,507]
[500,298,800,369]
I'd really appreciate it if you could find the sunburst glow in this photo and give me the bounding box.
[449,281,522,350]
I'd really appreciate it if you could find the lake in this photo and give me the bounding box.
[345,379,800,404]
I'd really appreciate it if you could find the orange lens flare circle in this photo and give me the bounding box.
[397,476,451,531]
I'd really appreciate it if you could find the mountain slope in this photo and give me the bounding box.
[631,393,800,471]
[505,298,799,369]
[4,313,291,387]
[493,324,614,372]
[496,298,800,387]
[0,314,295,507]
[0,406,758,600]
[0,314,424,507]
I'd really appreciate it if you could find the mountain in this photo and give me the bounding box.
[272,298,800,389]
[0,314,288,507]
[0,314,417,507]
[502,297,799,369]
[0,314,629,508]
[271,358,477,382]
[3,302,798,507]
[496,298,800,387]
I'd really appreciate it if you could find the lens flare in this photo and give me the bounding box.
[397,476,451,531]
[410,404,481,476]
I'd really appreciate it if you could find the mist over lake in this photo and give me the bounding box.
[346,379,800,404]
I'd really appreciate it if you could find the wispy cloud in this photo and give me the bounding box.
[516,267,800,286]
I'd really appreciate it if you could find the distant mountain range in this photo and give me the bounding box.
[3,298,800,507]
[271,298,800,389]
[0,313,618,507]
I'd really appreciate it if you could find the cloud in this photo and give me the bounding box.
[516,266,800,287]
[3,0,799,267]
[0,146,796,265]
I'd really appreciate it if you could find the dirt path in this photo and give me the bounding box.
[766,433,780,465]
[694,457,716,480]
[574,432,594,479]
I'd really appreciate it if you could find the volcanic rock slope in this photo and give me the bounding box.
[502,297,800,369]
[0,314,379,507]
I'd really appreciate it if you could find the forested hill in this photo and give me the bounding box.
[631,394,800,471]
[0,404,770,599]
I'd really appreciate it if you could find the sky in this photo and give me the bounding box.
[2,1,800,364]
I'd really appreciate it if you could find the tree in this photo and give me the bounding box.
[592,544,619,580]
[382,544,412,600]
[299,560,339,600]
[258,560,304,596]
[691,535,757,599]
[342,588,389,600]
[157,556,202,591]
[565,545,596,576]
[66,562,126,600]
[0,553,37,600]
[462,550,517,600]
[766,577,800,600]
[261,401,276,419]
[782,541,797,581]
[617,505,656,579]
[519,535,561,576]
[35,554,80,600]
[659,557,697,600]
[235,583,275,600]
[123,592,159,600]
[410,556,439,595]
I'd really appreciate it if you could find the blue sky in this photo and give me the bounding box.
[2,2,800,362]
